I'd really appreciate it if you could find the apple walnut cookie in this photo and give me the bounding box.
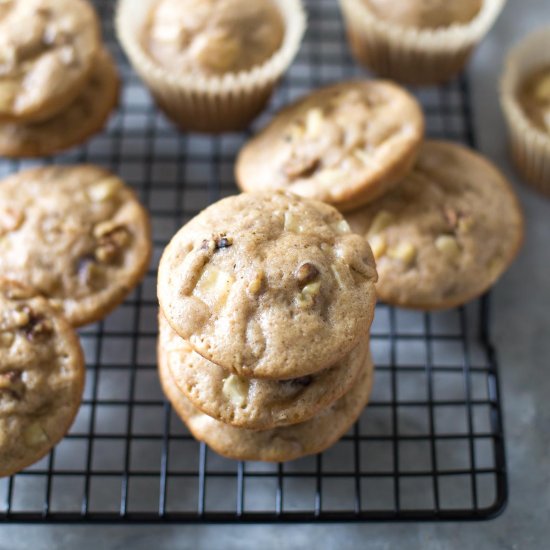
[347,140,524,310]
[0,279,85,477]
[158,313,369,430]
[236,80,425,212]
[158,191,378,380]
[0,165,152,326]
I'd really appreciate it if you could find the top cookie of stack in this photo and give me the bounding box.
[158,191,377,379]
[0,0,119,158]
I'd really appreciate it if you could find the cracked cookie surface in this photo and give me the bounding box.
[159,343,374,462]
[236,80,424,212]
[0,48,119,158]
[0,165,152,326]
[158,192,377,379]
[159,313,369,430]
[0,0,101,123]
[347,140,524,309]
[0,279,84,477]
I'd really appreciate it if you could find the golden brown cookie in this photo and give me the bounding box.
[347,140,524,310]
[235,80,425,212]
[159,312,369,430]
[159,344,374,462]
[0,48,119,158]
[0,0,101,123]
[158,192,377,379]
[0,166,152,327]
[0,279,85,477]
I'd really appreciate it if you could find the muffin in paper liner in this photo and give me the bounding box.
[500,26,550,196]
[115,0,306,133]
[337,0,505,85]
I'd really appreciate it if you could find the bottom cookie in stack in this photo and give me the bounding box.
[157,318,374,462]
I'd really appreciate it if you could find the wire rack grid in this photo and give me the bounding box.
[0,0,507,523]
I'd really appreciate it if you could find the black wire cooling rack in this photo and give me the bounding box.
[0,0,507,523]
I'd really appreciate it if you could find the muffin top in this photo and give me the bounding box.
[362,0,482,30]
[158,192,377,380]
[517,65,550,135]
[346,140,524,310]
[236,80,424,212]
[145,0,284,76]
[0,0,100,122]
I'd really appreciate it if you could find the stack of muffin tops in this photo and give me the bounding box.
[157,192,378,462]
[0,0,119,158]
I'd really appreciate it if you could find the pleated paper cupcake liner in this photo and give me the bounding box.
[116,0,306,133]
[338,0,505,85]
[500,26,550,195]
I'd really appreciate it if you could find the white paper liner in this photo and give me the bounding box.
[338,0,505,85]
[500,25,550,195]
[116,0,306,133]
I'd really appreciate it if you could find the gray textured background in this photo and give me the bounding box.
[2,0,549,547]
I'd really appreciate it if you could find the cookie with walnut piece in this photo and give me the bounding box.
[158,341,374,462]
[158,192,378,380]
[0,165,152,327]
[346,140,524,310]
[236,80,424,212]
[0,48,120,158]
[159,312,369,430]
[0,279,85,477]
[0,0,101,123]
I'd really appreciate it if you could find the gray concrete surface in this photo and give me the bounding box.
[1,0,549,548]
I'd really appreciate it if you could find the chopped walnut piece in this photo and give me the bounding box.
[0,369,24,398]
[77,256,103,288]
[93,223,130,264]
[296,281,321,308]
[25,315,54,341]
[214,235,233,250]
[443,207,459,229]
[295,262,320,286]
[283,154,320,179]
